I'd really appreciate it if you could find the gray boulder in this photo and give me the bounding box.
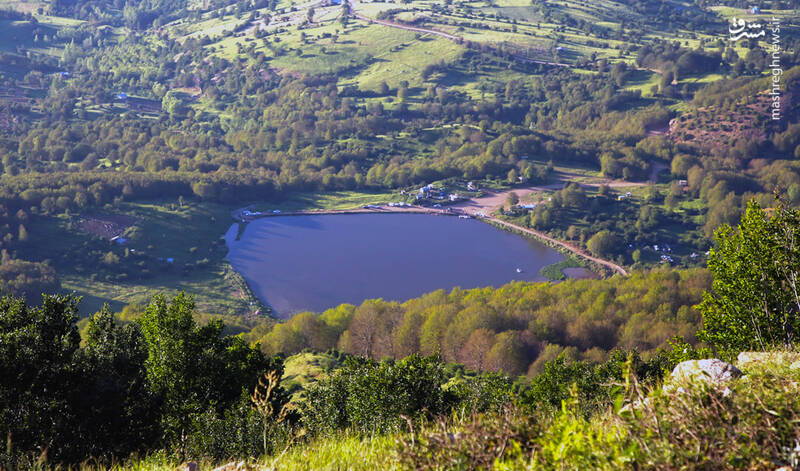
[670,359,743,386]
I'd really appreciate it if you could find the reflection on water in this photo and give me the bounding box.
[225,214,579,317]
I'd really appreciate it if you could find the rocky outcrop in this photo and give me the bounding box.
[670,359,742,386]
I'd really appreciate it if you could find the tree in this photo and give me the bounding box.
[17,224,28,242]
[506,191,519,209]
[302,354,450,434]
[161,91,187,119]
[0,259,60,299]
[0,295,81,461]
[586,230,621,258]
[74,306,157,457]
[698,199,800,352]
[137,293,277,453]
[458,328,496,371]
[507,168,519,184]
[397,85,408,102]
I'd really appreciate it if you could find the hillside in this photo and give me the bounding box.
[0,0,797,314]
[2,0,800,468]
[2,168,800,469]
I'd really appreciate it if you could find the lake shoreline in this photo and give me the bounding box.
[224,213,574,317]
[231,203,627,277]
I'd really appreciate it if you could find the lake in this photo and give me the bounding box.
[224,213,592,317]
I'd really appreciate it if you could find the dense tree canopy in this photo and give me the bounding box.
[699,199,800,352]
[254,269,709,377]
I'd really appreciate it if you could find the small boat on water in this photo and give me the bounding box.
[458,215,471,219]
[516,268,522,273]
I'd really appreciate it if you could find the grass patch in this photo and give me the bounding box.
[539,256,585,281]
[253,189,404,212]
[282,351,343,402]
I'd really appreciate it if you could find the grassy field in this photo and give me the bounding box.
[250,189,405,212]
[282,351,343,401]
[23,200,254,317]
[108,433,400,470]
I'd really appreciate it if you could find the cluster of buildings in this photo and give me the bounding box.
[416,185,463,203]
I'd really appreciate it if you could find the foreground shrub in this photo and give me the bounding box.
[530,399,635,471]
[302,354,453,435]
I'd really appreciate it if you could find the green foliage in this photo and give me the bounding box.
[138,293,281,451]
[0,294,81,463]
[398,406,541,471]
[531,398,635,471]
[0,292,289,465]
[699,199,800,353]
[75,305,158,458]
[587,230,622,258]
[0,259,60,300]
[444,371,516,415]
[257,270,707,377]
[302,354,452,435]
[621,363,800,469]
[523,350,667,416]
[663,335,712,365]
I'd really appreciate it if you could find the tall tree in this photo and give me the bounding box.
[699,199,800,352]
[0,295,81,461]
[138,293,277,453]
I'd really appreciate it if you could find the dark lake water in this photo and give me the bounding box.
[224,213,589,317]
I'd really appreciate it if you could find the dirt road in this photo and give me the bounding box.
[350,4,571,67]
[451,172,651,216]
[486,218,628,276]
[452,183,631,276]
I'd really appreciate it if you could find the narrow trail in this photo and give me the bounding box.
[350,4,570,68]
[352,12,460,41]
[486,217,628,276]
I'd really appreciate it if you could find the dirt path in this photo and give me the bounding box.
[350,4,570,67]
[451,184,631,275]
[451,172,648,216]
[352,11,460,41]
[486,217,628,276]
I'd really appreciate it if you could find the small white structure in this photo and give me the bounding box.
[110,236,127,245]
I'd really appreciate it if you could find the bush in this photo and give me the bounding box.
[302,354,453,435]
